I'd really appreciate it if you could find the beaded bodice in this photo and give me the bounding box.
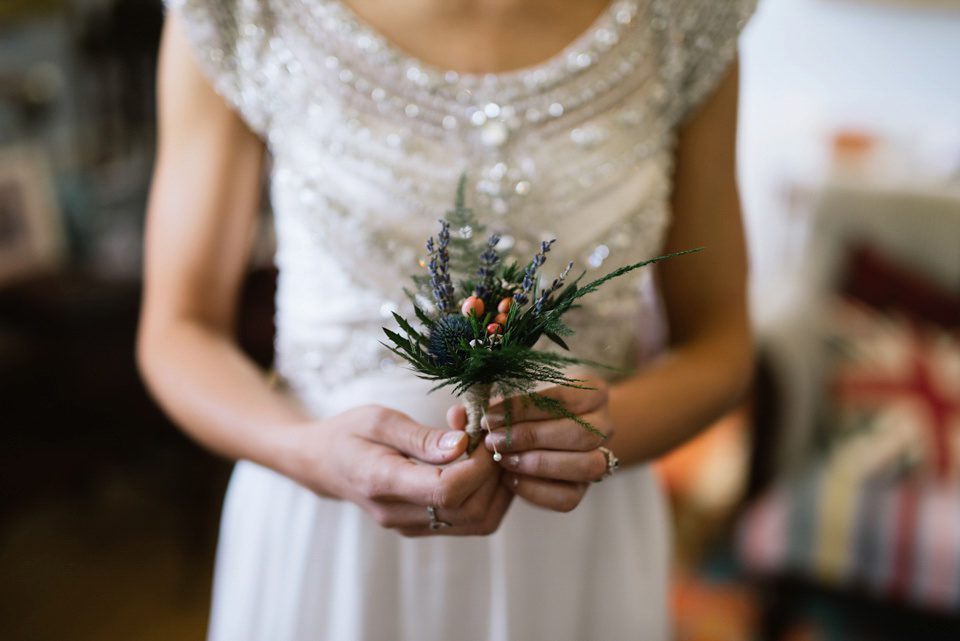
[170,0,753,409]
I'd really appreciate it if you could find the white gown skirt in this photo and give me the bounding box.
[206,370,671,641]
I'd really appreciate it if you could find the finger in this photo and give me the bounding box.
[483,382,607,429]
[457,483,514,536]
[364,460,500,530]
[361,407,467,464]
[446,404,467,431]
[363,500,438,530]
[475,484,514,535]
[498,449,608,483]
[503,474,588,513]
[363,444,497,510]
[398,483,515,537]
[441,457,503,524]
[364,500,485,533]
[484,414,607,453]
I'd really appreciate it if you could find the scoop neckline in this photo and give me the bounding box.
[322,0,627,85]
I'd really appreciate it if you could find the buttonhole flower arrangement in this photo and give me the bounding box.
[382,177,701,455]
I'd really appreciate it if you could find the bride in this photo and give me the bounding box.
[138,0,755,639]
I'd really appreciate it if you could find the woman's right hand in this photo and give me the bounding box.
[285,405,513,537]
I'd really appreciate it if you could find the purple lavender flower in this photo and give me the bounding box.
[513,239,555,306]
[427,220,455,313]
[534,260,573,312]
[474,233,501,299]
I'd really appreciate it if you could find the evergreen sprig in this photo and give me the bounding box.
[382,179,703,440]
[445,174,488,276]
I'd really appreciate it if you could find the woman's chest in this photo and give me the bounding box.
[335,0,614,75]
[255,0,677,298]
[264,0,674,207]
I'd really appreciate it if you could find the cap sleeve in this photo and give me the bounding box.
[164,0,276,137]
[667,0,756,125]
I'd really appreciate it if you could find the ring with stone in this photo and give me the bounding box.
[595,446,620,482]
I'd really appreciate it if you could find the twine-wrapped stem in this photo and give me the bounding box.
[463,383,493,454]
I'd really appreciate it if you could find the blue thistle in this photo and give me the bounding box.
[427,315,471,365]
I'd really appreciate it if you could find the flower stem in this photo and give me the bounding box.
[464,383,493,454]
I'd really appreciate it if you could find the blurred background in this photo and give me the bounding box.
[1,0,959,639]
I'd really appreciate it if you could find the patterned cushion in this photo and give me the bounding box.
[738,469,960,612]
[737,244,960,610]
[841,243,960,330]
[823,299,960,480]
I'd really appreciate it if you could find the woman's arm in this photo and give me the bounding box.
[464,59,753,510]
[608,57,753,462]
[138,13,298,467]
[138,13,512,536]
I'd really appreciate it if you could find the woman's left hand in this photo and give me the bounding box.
[447,378,614,512]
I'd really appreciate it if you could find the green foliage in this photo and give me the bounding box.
[445,175,488,276]
[528,392,607,439]
[383,177,704,439]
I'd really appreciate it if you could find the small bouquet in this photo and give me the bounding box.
[382,178,699,455]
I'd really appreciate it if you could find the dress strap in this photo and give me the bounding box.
[164,0,277,137]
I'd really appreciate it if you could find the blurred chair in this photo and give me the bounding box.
[0,265,274,559]
[738,185,960,639]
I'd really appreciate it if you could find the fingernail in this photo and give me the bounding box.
[482,413,504,430]
[485,432,506,450]
[439,431,465,451]
[506,454,521,469]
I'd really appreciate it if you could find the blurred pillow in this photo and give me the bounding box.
[840,243,960,329]
[737,466,960,611]
[823,299,960,480]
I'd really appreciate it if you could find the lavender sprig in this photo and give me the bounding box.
[474,233,501,299]
[534,260,574,313]
[513,239,555,306]
[427,220,456,313]
[383,181,703,457]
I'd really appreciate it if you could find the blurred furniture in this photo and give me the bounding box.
[738,186,960,639]
[0,267,276,553]
[75,0,164,160]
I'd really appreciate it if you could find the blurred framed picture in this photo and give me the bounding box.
[0,146,66,285]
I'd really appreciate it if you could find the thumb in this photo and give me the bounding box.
[446,404,467,431]
[380,420,468,465]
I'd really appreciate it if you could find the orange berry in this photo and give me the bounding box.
[486,323,503,335]
[497,298,513,314]
[461,296,484,317]
[494,313,508,325]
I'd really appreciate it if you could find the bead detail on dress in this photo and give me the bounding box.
[165,0,756,394]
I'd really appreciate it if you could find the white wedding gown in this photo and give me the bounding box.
[168,0,754,638]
